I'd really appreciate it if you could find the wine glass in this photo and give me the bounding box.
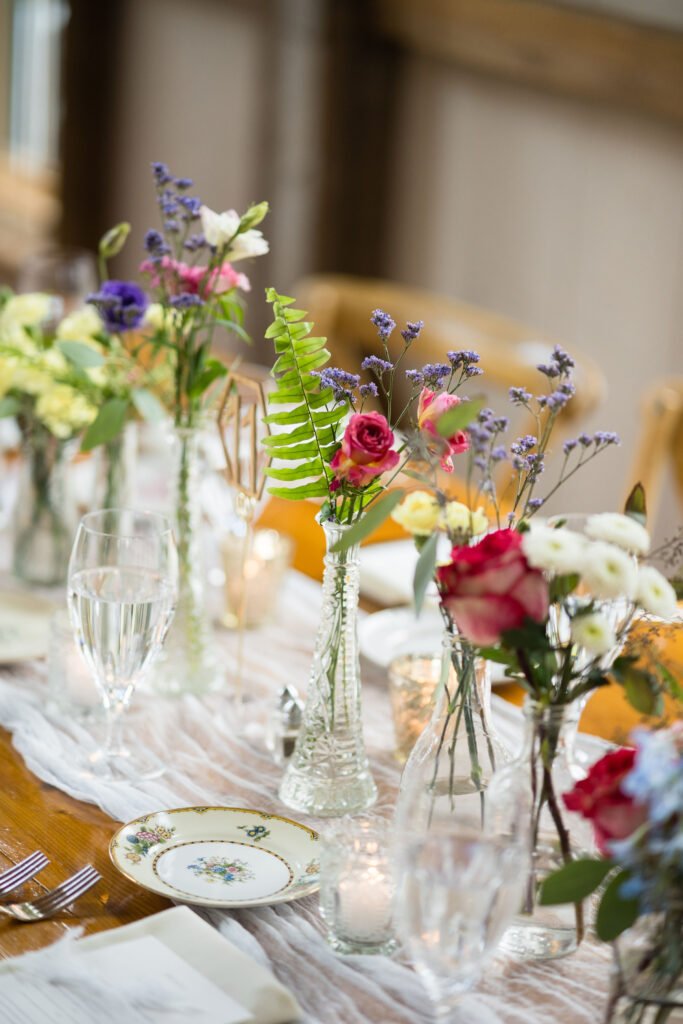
[67,509,178,781]
[393,828,528,1020]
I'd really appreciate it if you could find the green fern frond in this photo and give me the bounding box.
[264,288,345,501]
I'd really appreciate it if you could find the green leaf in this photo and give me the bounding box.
[131,388,166,422]
[57,340,104,369]
[188,358,227,398]
[550,573,580,602]
[501,618,551,652]
[478,647,516,666]
[596,870,639,941]
[0,396,20,418]
[624,482,647,527]
[624,672,663,717]
[331,490,406,552]
[657,661,683,701]
[436,398,483,439]
[413,531,438,616]
[539,859,614,905]
[81,398,129,452]
[265,463,325,482]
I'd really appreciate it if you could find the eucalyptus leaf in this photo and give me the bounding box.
[624,482,647,527]
[596,870,639,941]
[57,340,104,369]
[0,396,20,418]
[131,388,166,422]
[436,398,483,439]
[539,859,614,905]
[413,531,438,616]
[81,398,129,452]
[331,490,405,553]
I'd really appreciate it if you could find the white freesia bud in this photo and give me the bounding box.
[99,222,131,260]
[581,542,638,600]
[570,611,617,656]
[199,206,241,248]
[521,525,584,575]
[585,512,650,556]
[240,201,269,230]
[636,565,677,620]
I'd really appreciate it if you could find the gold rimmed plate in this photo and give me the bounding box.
[110,806,320,908]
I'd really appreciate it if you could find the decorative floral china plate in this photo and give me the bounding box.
[110,806,320,908]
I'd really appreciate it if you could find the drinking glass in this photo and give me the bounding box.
[67,509,178,781]
[393,829,528,1020]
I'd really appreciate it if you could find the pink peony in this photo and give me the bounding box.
[417,388,469,472]
[436,529,549,645]
[330,412,399,488]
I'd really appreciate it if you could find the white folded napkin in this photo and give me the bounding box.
[359,540,422,606]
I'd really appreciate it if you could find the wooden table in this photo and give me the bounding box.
[0,497,679,961]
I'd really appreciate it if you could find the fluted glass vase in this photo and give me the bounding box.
[490,699,595,962]
[395,629,511,834]
[151,426,218,696]
[13,422,74,586]
[278,519,377,817]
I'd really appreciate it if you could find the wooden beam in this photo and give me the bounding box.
[373,0,683,125]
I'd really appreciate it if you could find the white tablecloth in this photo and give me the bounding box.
[0,570,613,1024]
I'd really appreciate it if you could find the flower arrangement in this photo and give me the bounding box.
[541,727,683,1016]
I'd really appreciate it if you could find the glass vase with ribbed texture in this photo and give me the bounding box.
[278,520,377,817]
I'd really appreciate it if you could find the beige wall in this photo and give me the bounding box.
[385,58,683,534]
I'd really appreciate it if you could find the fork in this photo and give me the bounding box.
[0,864,101,922]
[0,851,49,896]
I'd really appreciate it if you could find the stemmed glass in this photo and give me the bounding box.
[67,509,178,781]
[393,828,528,1021]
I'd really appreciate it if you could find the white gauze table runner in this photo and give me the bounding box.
[0,570,613,1024]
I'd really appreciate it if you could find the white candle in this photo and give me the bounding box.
[337,866,394,943]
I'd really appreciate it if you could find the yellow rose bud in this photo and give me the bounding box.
[441,501,488,537]
[391,490,441,536]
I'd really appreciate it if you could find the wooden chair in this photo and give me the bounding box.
[293,274,605,430]
[624,378,683,526]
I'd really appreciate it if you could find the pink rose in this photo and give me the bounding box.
[436,529,549,644]
[563,748,647,854]
[140,257,249,296]
[330,412,400,488]
[417,388,469,472]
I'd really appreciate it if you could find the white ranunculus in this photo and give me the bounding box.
[636,565,678,620]
[581,541,638,600]
[585,512,650,556]
[570,611,617,656]
[56,305,103,342]
[226,228,269,262]
[521,525,585,575]
[199,206,241,248]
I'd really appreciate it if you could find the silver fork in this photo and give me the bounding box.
[0,864,101,922]
[0,851,49,896]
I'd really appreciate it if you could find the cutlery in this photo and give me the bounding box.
[0,864,101,922]
[0,851,49,895]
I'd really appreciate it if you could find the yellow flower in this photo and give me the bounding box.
[56,305,103,344]
[391,490,441,536]
[0,357,15,398]
[35,384,96,438]
[0,293,55,331]
[143,303,171,332]
[441,501,488,537]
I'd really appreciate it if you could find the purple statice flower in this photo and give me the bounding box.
[401,320,424,344]
[465,365,483,377]
[537,362,561,379]
[594,431,620,446]
[405,369,424,386]
[315,367,359,404]
[491,446,507,462]
[447,350,479,368]
[175,177,194,189]
[551,345,575,373]
[151,161,173,185]
[170,292,203,309]
[178,195,201,219]
[509,386,532,405]
[510,435,537,455]
[563,438,578,455]
[420,363,451,387]
[578,433,593,447]
[473,456,487,471]
[362,355,393,375]
[359,382,378,399]
[370,309,396,339]
[164,220,180,233]
[144,229,171,259]
[184,233,206,253]
[527,497,544,510]
[87,280,148,333]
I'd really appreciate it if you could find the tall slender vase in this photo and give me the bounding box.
[13,423,74,586]
[395,629,510,834]
[605,912,683,1024]
[489,699,595,962]
[278,520,377,817]
[152,426,218,696]
[96,422,137,509]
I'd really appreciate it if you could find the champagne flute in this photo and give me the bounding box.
[67,509,178,781]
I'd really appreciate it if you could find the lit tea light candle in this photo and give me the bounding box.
[388,654,442,763]
[221,528,292,629]
[337,866,394,943]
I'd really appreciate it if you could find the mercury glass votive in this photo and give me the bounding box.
[388,654,441,763]
[320,817,398,955]
[221,528,293,629]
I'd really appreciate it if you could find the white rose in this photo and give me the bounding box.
[199,206,241,248]
[570,611,617,656]
[226,228,269,262]
[521,525,585,575]
[581,541,638,600]
[585,512,650,556]
[636,565,678,620]
[56,306,103,342]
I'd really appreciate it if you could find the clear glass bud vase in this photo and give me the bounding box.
[489,699,595,962]
[13,423,74,587]
[95,422,137,509]
[151,426,218,696]
[395,630,511,834]
[278,520,377,817]
[605,911,683,1024]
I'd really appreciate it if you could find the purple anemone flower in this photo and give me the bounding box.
[88,280,149,333]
